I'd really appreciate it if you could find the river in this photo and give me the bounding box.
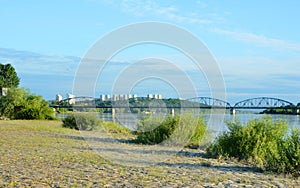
[56,112,300,133]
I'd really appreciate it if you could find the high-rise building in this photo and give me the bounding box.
[119,94,124,100]
[100,94,106,101]
[56,94,63,102]
[67,93,75,105]
[154,94,162,99]
[105,94,111,101]
[147,94,153,99]
[1,88,8,96]
[113,94,118,101]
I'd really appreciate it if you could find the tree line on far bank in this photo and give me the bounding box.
[0,63,55,120]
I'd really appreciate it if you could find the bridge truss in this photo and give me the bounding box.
[187,97,231,108]
[52,96,297,111]
[234,97,294,109]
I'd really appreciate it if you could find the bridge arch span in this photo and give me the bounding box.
[59,96,96,105]
[187,97,231,108]
[234,97,294,108]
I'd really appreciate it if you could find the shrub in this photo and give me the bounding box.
[62,113,132,134]
[62,113,101,131]
[0,88,55,120]
[206,116,300,177]
[136,116,177,144]
[15,108,45,120]
[187,115,207,147]
[135,113,207,147]
[15,95,55,120]
[264,128,300,176]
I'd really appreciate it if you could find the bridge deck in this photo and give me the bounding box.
[50,105,298,110]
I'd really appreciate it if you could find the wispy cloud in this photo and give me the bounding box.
[0,48,79,76]
[119,0,221,24]
[218,56,300,102]
[212,28,300,52]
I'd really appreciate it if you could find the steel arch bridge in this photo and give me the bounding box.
[58,96,96,106]
[187,97,231,108]
[51,96,296,110]
[234,97,294,109]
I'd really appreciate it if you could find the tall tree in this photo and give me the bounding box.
[0,64,20,89]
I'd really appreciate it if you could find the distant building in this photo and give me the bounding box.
[147,94,162,99]
[100,94,106,101]
[100,94,111,101]
[56,94,63,102]
[124,94,129,100]
[112,94,118,101]
[67,93,75,105]
[1,88,8,96]
[104,94,138,101]
[119,94,125,100]
[147,94,153,99]
[154,94,162,99]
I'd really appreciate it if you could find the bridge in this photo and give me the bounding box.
[49,96,299,115]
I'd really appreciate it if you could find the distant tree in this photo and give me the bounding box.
[0,64,20,89]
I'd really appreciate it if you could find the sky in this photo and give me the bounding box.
[0,0,300,104]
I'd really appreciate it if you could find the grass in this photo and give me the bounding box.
[0,120,299,187]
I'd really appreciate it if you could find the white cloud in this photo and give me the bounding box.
[218,56,300,76]
[217,56,300,100]
[119,0,218,24]
[212,28,300,52]
[0,48,79,76]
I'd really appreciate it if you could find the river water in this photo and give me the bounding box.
[56,112,300,133]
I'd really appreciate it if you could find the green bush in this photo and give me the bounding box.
[136,116,178,144]
[62,113,101,131]
[206,116,300,177]
[135,113,207,147]
[187,115,207,147]
[0,88,55,120]
[62,113,132,134]
[15,95,55,120]
[264,128,300,176]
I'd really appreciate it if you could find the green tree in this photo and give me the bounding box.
[0,88,26,118]
[0,64,20,89]
[0,88,55,120]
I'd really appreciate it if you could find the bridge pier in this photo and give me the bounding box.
[112,108,116,122]
[230,108,236,115]
[171,108,175,117]
[292,108,299,115]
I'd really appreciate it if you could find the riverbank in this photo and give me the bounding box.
[0,120,298,187]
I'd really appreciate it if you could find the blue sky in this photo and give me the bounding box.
[1,0,300,104]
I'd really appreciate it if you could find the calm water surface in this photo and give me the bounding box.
[56,112,300,132]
